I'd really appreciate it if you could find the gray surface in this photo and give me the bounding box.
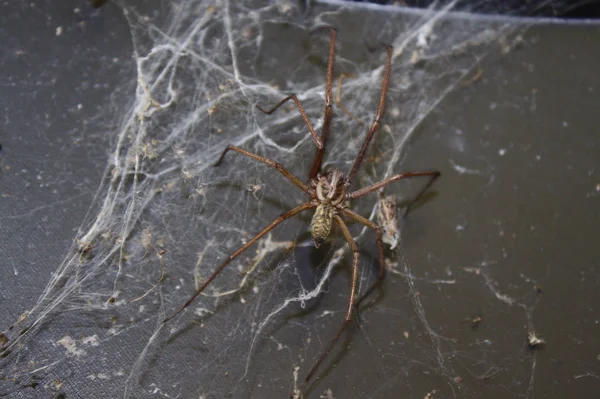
[0,0,131,316]
[0,1,599,399]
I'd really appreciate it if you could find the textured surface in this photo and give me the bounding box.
[0,1,598,398]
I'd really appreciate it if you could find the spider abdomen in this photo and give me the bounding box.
[310,204,334,248]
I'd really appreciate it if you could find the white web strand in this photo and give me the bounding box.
[243,248,344,380]
[395,234,458,383]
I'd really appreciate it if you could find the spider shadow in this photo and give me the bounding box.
[162,284,249,348]
[400,190,439,217]
[300,192,441,393]
[162,184,438,391]
[162,229,321,349]
[303,262,383,396]
[288,235,383,395]
[392,190,441,246]
[269,239,340,319]
[162,245,297,348]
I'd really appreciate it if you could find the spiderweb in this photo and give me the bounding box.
[1,1,594,398]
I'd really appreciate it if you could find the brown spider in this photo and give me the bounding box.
[164,28,440,397]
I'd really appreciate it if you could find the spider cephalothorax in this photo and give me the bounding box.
[165,27,440,398]
[310,168,346,247]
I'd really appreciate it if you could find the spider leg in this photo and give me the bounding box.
[309,27,336,180]
[342,208,385,310]
[345,45,392,188]
[300,214,359,395]
[164,202,315,323]
[346,171,440,201]
[256,95,323,150]
[347,171,441,218]
[214,145,311,195]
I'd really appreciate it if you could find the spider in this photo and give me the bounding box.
[164,27,440,397]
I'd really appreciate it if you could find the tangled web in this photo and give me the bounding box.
[0,1,583,398]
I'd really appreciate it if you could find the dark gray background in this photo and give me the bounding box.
[1,1,598,399]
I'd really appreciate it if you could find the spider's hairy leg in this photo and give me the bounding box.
[256,95,323,150]
[213,145,311,195]
[163,202,315,323]
[342,208,385,309]
[300,214,359,395]
[345,45,393,187]
[308,26,336,180]
[346,171,441,201]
